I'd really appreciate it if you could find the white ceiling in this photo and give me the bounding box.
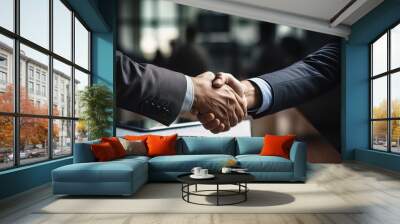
[169,0,384,38]
[227,0,352,21]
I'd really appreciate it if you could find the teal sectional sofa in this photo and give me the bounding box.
[52,137,307,196]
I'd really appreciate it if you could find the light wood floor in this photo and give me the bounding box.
[1,162,400,224]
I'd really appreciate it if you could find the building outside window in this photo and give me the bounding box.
[0,0,91,170]
[371,22,400,153]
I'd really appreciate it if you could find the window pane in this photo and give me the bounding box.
[75,120,88,143]
[391,24,400,70]
[372,33,387,76]
[159,0,177,20]
[391,72,400,118]
[157,26,178,56]
[140,27,157,60]
[20,0,49,49]
[141,0,154,20]
[0,0,14,31]
[391,120,400,153]
[372,121,388,151]
[53,59,72,117]
[74,18,89,70]
[372,76,387,119]
[20,44,49,115]
[74,69,89,118]
[20,117,49,165]
[53,0,72,60]
[0,34,14,112]
[0,116,13,170]
[53,119,72,158]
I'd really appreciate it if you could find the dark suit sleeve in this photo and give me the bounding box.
[251,43,340,119]
[116,51,187,126]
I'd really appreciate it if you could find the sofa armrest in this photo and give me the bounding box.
[289,141,307,181]
[73,140,100,163]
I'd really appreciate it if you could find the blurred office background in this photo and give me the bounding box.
[117,0,341,162]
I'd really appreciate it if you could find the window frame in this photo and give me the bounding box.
[370,20,400,154]
[0,0,92,171]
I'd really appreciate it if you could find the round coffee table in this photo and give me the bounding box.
[177,173,255,206]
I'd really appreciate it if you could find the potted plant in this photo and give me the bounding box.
[79,84,113,140]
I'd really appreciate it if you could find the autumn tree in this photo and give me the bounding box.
[372,99,400,144]
[0,84,60,152]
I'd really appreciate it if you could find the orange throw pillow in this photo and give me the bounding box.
[124,135,150,141]
[259,134,296,159]
[101,137,127,158]
[146,134,178,157]
[91,142,117,161]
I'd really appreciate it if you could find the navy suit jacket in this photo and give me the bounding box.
[251,43,340,118]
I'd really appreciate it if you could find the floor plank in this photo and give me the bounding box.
[1,162,400,224]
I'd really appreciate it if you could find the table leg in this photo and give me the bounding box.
[187,184,190,202]
[245,183,247,201]
[195,184,198,192]
[217,184,219,206]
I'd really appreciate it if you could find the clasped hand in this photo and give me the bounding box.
[191,71,250,133]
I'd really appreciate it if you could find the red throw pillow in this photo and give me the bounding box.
[259,134,296,159]
[101,137,126,158]
[146,134,177,157]
[91,142,118,161]
[124,135,150,141]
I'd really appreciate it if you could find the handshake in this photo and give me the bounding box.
[190,71,260,134]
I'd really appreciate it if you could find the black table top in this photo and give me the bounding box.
[177,173,255,185]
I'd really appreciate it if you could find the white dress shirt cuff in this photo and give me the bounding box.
[180,75,194,113]
[248,78,273,115]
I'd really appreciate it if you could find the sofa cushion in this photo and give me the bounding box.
[236,137,263,155]
[118,138,147,156]
[101,137,127,158]
[147,134,177,157]
[178,137,235,155]
[91,142,118,161]
[73,140,100,163]
[236,155,293,172]
[260,134,295,159]
[149,154,235,172]
[53,156,148,182]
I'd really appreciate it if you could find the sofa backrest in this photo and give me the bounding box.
[73,139,100,163]
[177,136,236,155]
[235,137,264,155]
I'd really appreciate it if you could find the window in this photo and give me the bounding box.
[74,18,89,70]
[0,55,7,67]
[371,23,400,153]
[0,0,91,170]
[41,85,46,97]
[35,83,40,95]
[0,0,14,32]
[28,81,33,94]
[28,67,34,80]
[35,70,40,81]
[0,71,6,85]
[20,0,49,48]
[0,35,13,113]
[53,59,72,117]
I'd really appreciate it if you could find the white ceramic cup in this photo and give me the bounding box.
[221,167,232,174]
[200,169,208,176]
[191,167,202,176]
